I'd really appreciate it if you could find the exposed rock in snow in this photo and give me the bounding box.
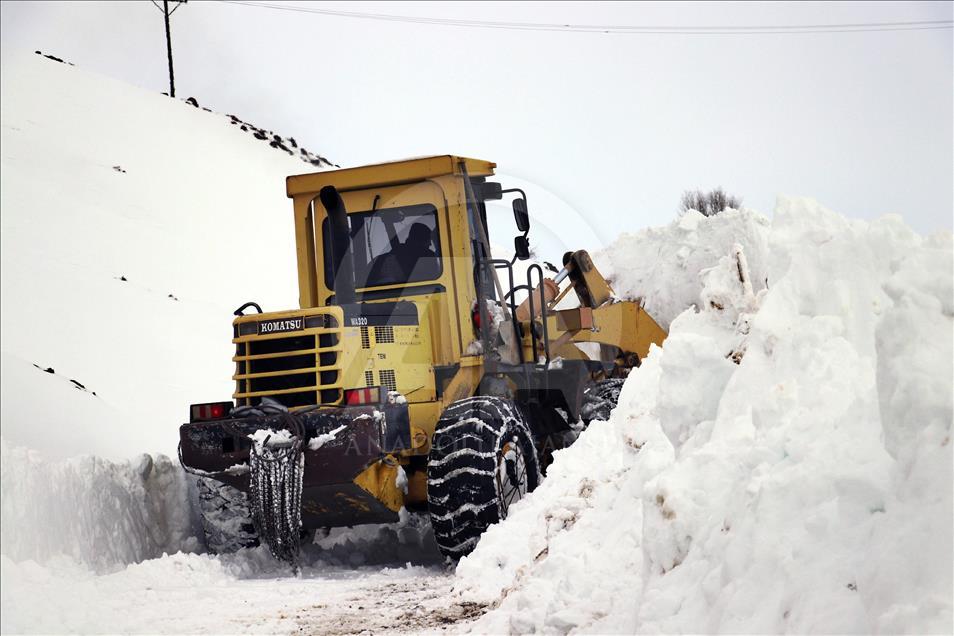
[219,109,335,168]
[455,198,952,635]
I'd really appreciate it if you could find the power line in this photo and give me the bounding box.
[218,1,953,35]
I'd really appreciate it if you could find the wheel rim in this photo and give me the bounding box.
[496,437,529,518]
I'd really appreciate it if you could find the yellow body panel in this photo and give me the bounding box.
[269,157,497,447]
[543,302,667,361]
[353,459,403,513]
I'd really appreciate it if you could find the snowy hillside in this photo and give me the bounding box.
[0,53,327,575]
[1,52,316,460]
[455,201,953,634]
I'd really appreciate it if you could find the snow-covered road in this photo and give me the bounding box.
[2,524,483,635]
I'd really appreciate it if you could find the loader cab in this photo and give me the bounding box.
[287,155,501,348]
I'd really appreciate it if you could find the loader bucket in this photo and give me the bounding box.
[179,401,410,528]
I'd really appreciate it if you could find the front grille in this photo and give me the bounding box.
[233,314,341,408]
[249,353,314,375]
[252,371,317,393]
[375,326,394,344]
[250,335,314,355]
[379,369,397,393]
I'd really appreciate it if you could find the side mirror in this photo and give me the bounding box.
[514,235,530,260]
[478,182,503,201]
[513,198,530,232]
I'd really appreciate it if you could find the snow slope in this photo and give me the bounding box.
[455,200,953,634]
[0,52,325,572]
[1,52,312,461]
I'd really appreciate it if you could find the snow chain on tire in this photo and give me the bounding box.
[580,378,627,425]
[248,419,305,566]
[194,476,258,554]
[427,396,541,560]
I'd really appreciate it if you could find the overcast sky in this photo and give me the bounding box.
[2,1,951,251]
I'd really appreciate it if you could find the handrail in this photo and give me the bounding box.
[525,263,552,369]
[491,258,525,366]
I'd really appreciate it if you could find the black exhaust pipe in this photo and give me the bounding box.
[319,185,356,305]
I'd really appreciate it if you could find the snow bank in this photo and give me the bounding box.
[0,439,199,573]
[455,198,952,634]
[595,207,771,330]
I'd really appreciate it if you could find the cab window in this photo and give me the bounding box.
[323,203,442,290]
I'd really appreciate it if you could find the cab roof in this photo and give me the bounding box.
[286,155,496,197]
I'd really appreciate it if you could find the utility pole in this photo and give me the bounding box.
[152,0,186,97]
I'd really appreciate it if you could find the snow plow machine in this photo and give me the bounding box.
[178,156,666,562]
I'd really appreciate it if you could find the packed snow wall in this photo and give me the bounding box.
[455,198,953,634]
[0,440,199,573]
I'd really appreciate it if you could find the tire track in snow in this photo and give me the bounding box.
[290,572,486,635]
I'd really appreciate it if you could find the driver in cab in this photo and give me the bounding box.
[368,222,440,285]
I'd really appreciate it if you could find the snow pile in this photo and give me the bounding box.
[595,207,771,330]
[0,439,198,573]
[455,198,952,634]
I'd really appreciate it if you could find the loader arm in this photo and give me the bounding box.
[544,302,667,361]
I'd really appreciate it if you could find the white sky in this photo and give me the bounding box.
[2,1,951,250]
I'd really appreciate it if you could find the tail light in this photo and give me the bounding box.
[344,387,382,406]
[190,401,233,422]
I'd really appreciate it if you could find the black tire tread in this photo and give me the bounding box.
[427,396,541,560]
[580,378,627,425]
[194,476,259,554]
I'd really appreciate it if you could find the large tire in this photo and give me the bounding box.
[580,378,627,425]
[427,397,541,560]
[194,476,259,554]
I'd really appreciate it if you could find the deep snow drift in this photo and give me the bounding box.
[455,201,953,634]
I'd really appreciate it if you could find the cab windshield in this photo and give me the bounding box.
[323,203,442,290]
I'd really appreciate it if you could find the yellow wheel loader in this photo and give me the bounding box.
[178,156,666,561]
